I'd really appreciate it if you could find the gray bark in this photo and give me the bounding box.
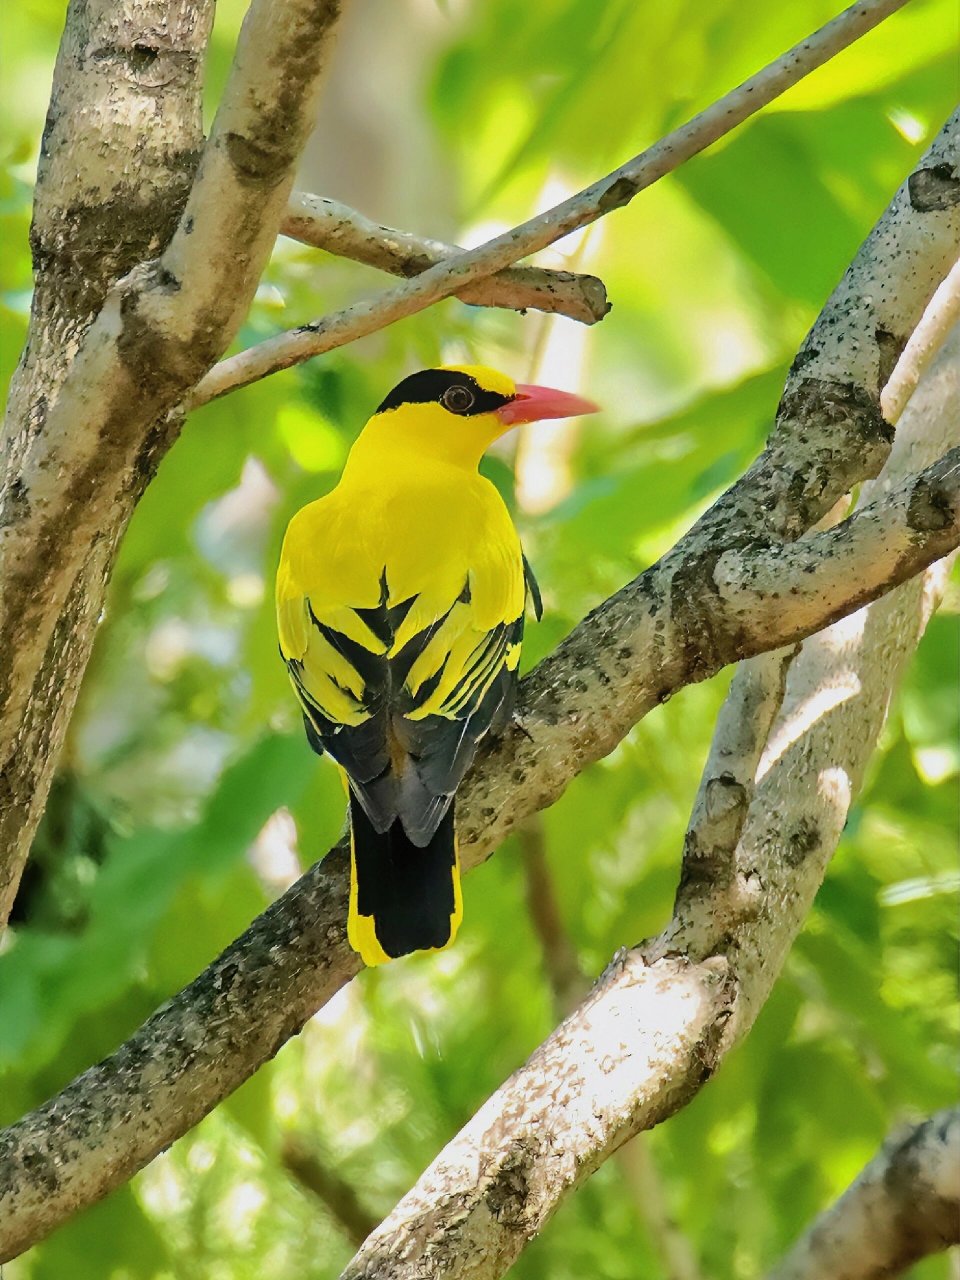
[0,0,215,919]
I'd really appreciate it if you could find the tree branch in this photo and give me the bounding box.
[881,254,960,424]
[0,0,344,920]
[281,193,610,324]
[766,1108,960,1280]
[192,0,914,406]
[2,123,957,1255]
[676,644,797,915]
[679,253,960,974]
[335,322,960,1280]
[696,110,959,551]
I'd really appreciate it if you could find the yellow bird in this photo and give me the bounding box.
[276,365,596,965]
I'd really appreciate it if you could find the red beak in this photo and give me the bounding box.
[495,383,598,427]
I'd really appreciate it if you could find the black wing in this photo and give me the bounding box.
[284,571,534,846]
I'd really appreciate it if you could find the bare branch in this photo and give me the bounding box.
[342,952,734,1280]
[281,193,610,324]
[2,134,957,1256]
[767,1108,960,1280]
[675,646,797,920]
[282,1135,379,1248]
[668,490,851,955]
[0,0,344,919]
[682,251,960,962]
[193,0,914,406]
[697,110,959,551]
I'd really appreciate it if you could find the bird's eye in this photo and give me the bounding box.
[441,384,475,414]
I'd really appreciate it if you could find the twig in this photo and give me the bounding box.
[282,1134,379,1248]
[766,1108,960,1280]
[616,1142,707,1280]
[281,193,610,324]
[192,0,913,406]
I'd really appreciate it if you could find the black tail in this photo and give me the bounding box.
[347,793,462,965]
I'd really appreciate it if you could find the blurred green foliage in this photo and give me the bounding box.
[1,0,957,1276]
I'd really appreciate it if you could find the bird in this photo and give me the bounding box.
[276,364,597,965]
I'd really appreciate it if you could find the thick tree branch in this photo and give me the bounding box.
[336,323,960,1280]
[0,0,344,920]
[679,257,960,963]
[695,110,959,550]
[767,1108,960,1280]
[2,125,957,1254]
[344,953,735,1280]
[281,193,610,324]
[2,0,340,628]
[192,0,914,406]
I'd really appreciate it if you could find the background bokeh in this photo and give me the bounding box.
[1,0,957,1275]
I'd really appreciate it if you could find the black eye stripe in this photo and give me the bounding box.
[375,369,513,417]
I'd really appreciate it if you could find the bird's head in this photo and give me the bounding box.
[365,364,597,468]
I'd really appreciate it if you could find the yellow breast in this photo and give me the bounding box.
[277,458,524,654]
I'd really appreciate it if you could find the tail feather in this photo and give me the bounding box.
[347,791,462,966]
